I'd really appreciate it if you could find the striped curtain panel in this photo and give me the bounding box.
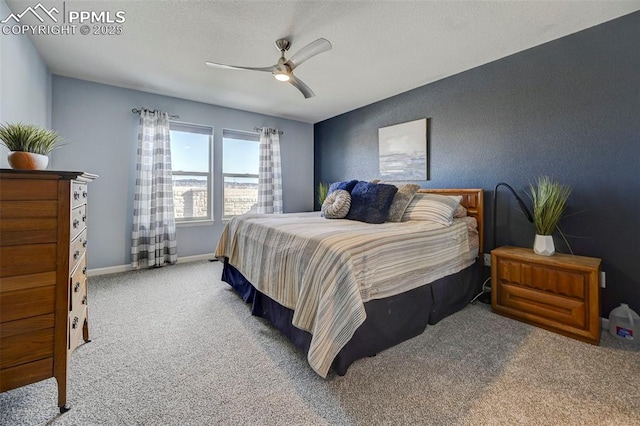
[257,127,283,214]
[131,109,178,268]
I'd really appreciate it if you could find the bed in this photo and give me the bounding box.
[215,188,484,377]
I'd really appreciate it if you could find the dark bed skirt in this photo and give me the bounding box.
[221,259,480,376]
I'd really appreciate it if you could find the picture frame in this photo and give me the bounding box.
[378,118,428,181]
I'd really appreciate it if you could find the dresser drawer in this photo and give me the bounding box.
[69,255,87,312]
[69,229,87,272]
[70,204,87,242]
[68,306,87,353]
[71,182,88,209]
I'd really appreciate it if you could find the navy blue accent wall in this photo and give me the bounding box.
[314,12,640,317]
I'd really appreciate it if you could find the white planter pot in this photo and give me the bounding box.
[533,234,555,256]
[7,151,49,170]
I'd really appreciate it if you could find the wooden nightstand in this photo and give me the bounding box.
[491,246,601,344]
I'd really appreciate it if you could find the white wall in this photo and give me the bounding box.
[0,0,52,167]
[51,76,314,269]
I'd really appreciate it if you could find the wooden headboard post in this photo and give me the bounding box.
[419,189,484,256]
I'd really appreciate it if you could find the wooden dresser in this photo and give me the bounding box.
[0,169,97,412]
[491,246,601,344]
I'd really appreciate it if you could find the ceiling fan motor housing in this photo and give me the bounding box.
[275,39,291,52]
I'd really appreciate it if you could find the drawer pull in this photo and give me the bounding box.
[83,191,88,198]
[74,281,81,292]
[82,295,88,305]
[73,219,80,228]
[72,317,79,329]
[83,240,88,248]
[73,191,80,200]
[73,250,80,260]
[83,266,87,275]
[82,215,86,222]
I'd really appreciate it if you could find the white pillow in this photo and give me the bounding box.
[401,194,462,226]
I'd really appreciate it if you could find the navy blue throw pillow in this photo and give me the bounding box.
[328,179,359,194]
[345,181,398,224]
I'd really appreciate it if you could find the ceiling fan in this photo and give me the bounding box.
[205,38,332,99]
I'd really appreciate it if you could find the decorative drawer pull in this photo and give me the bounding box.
[82,191,88,198]
[82,295,88,305]
[82,266,87,275]
[73,250,80,260]
[83,240,88,248]
[73,219,80,228]
[74,282,81,292]
[73,191,80,200]
[72,317,79,329]
[82,215,86,222]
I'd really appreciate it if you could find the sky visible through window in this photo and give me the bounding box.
[170,130,209,173]
[223,137,259,174]
[170,132,259,175]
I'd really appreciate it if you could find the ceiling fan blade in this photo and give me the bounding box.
[286,38,332,70]
[289,74,315,99]
[205,61,275,72]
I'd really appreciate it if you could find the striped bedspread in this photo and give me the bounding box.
[215,212,478,377]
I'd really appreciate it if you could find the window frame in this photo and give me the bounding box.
[169,121,214,224]
[222,129,260,220]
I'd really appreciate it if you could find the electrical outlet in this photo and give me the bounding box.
[483,253,491,267]
[600,271,606,288]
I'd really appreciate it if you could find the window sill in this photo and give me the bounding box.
[176,219,215,228]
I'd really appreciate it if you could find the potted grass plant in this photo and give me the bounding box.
[317,182,329,208]
[529,175,572,256]
[0,122,63,170]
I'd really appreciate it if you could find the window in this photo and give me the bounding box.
[222,129,260,218]
[169,123,213,222]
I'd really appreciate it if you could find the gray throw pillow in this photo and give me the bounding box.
[322,190,351,219]
[387,184,420,222]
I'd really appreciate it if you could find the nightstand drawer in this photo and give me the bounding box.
[498,282,586,328]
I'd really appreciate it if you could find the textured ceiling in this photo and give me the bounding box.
[6,1,640,123]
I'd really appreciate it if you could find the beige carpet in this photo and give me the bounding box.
[1,260,638,425]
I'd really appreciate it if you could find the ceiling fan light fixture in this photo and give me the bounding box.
[274,72,290,82]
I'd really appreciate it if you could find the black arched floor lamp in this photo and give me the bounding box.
[473,182,533,304]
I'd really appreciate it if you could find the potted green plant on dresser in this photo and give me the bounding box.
[529,175,571,256]
[0,122,64,170]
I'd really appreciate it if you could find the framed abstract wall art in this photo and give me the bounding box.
[378,118,427,181]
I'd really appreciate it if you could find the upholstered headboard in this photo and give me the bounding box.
[418,188,484,256]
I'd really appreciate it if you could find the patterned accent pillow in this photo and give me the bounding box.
[345,181,398,224]
[387,184,420,222]
[401,193,462,226]
[328,179,359,194]
[322,190,352,219]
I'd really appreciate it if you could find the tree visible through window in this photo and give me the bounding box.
[169,123,213,221]
[223,130,259,218]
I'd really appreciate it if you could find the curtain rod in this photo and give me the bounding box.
[131,108,180,120]
[254,127,284,135]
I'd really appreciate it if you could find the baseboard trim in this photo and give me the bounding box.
[87,253,217,277]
